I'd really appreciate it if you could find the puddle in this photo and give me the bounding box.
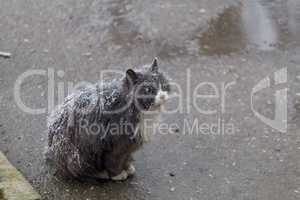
[198,0,300,55]
[105,0,188,59]
[106,0,144,49]
[198,5,246,55]
[242,1,278,51]
[105,0,300,57]
[286,0,300,45]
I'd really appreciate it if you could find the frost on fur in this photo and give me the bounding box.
[46,60,170,179]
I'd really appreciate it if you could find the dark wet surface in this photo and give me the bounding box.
[1,0,300,200]
[198,4,246,55]
[199,0,300,55]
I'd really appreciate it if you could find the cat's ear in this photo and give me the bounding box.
[126,69,138,84]
[150,57,159,73]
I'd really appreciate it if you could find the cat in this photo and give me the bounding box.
[46,58,171,181]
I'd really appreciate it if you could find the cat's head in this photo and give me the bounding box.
[125,58,171,111]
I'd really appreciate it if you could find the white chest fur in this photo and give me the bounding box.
[139,111,160,142]
[138,84,168,142]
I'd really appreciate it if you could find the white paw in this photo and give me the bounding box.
[111,170,128,181]
[126,164,136,176]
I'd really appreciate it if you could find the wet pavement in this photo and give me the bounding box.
[1,0,300,199]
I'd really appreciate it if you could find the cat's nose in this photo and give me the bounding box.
[155,91,169,106]
[160,92,168,101]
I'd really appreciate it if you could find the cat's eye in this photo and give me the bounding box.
[161,83,170,92]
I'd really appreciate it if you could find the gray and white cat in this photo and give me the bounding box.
[46,58,170,181]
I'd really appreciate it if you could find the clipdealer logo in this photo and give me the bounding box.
[13,67,289,134]
[251,68,287,133]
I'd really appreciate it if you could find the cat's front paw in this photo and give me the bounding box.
[111,170,128,181]
[126,163,136,176]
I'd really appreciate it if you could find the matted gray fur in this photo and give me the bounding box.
[46,58,170,180]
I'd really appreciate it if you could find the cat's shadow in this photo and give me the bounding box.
[40,168,144,200]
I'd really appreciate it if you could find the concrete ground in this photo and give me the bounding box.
[1,0,300,199]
